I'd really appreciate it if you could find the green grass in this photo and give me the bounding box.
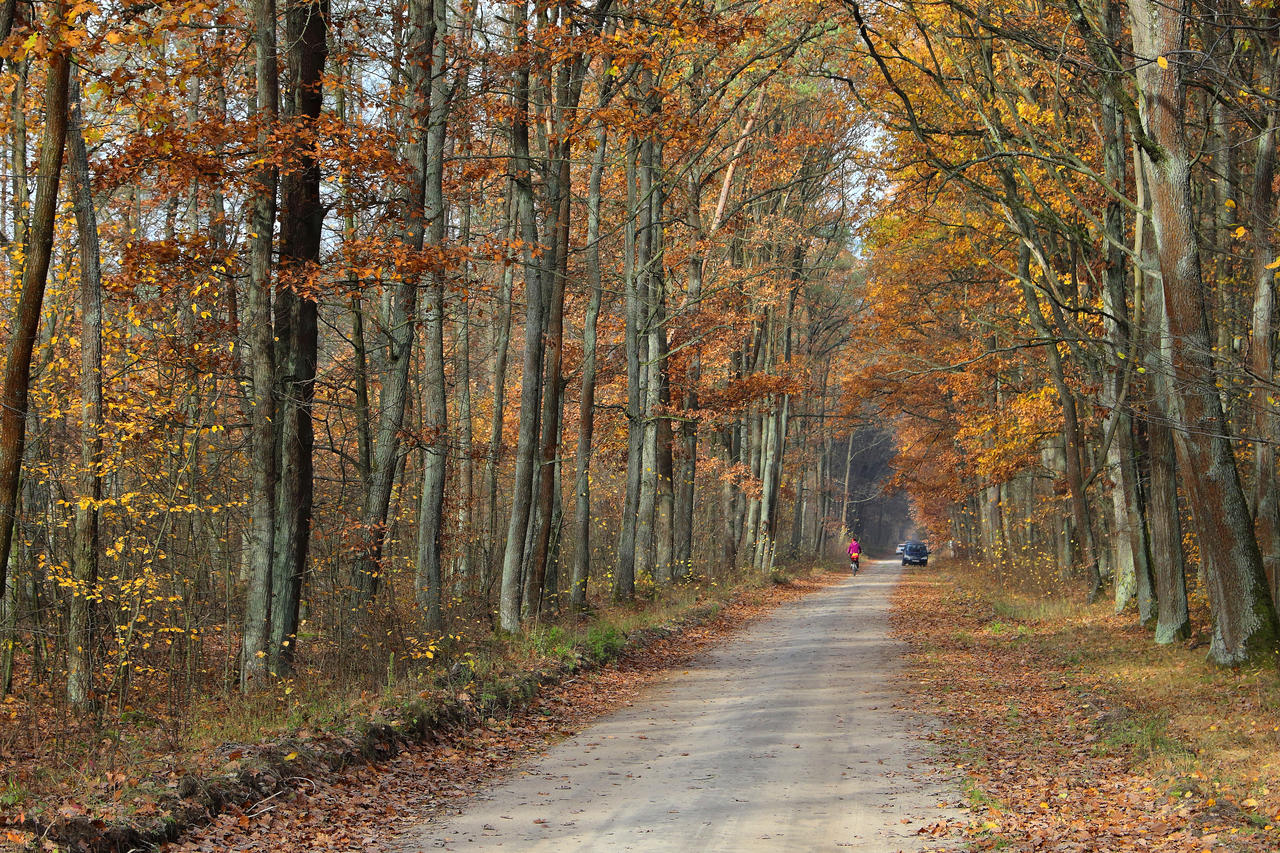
[962,777,1005,811]
[583,625,627,663]
[1,780,28,807]
[1098,714,1193,762]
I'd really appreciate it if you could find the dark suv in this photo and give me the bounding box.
[901,541,929,566]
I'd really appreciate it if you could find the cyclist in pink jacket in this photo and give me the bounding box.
[847,537,862,574]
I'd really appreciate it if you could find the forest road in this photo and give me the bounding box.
[394,560,964,852]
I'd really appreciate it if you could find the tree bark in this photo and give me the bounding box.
[415,0,450,632]
[498,0,545,630]
[67,72,102,711]
[570,107,609,610]
[525,53,576,619]
[484,199,515,594]
[268,0,327,676]
[1248,42,1280,605]
[0,0,71,624]
[455,208,474,591]
[1129,0,1278,662]
[613,137,642,600]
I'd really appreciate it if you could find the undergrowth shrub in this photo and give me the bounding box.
[583,625,627,663]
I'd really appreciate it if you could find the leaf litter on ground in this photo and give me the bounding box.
[152,574,837,853]
[891,564,1280,852]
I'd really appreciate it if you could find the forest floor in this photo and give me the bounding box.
[159,569,861,853]
[1,566,845,852]
[895,560,1280,851]
[9,557,1280,851]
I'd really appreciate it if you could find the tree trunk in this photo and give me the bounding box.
[648,140,673,584]
[268,0,327,676]
[525,59,575,619]
[1249,46,1280,604]
[498,0,545,630]
[68,73,103,711]
[240,0,280,689]
[415,0,450,632]
[455,209,474,591]
[1146,416,1190,642]
[613,137,642,601]
[570,112,608,610]
[1129,0,1278,662]
[673,164,701,581]
[0,1,71,621]
[484,200,515,595]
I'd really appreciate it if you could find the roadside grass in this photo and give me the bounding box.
[895,559,1280,851]
[999,584,1280,818]
[0,561,825,837]
[175,568,795,753]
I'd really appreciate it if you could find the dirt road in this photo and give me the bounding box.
[395,560,963,851]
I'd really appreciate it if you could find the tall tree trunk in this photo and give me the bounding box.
[67,73,103,711]
[1249,44,1280,604]
[613,137,642,600]
[240,0,280,689]
[1129,134,1182,638]
[633,128,661,584]
[269,0,327,676]
[742,404,763,563]
[654,324,675,583]
[0,0,71,621]
[525,57,575,620]
[1096,3,1153,618]
[455,211,474,591]
[415,0,450,632]
[484,199,515,594]
[1129,0,1279,663]
[649,141,673,584]
[369,0,434,610]
[498,0,545,630]
[674,166,702,582]
[570,112,608,610]
[1147,416,1190,643]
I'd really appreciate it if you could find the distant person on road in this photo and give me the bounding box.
[847,536,861,574]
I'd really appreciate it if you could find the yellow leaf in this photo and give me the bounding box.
[1234,225,1247,239]
[284,751,298,760]
[1157,55,1169,69]
[105,31,122,45]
